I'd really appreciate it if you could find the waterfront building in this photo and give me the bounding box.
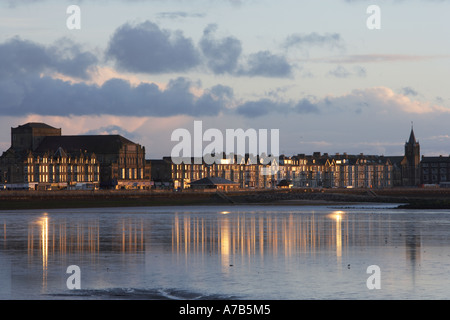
[0,123,151,190]
[149,151,394,190]
[291,153,393,189]
[150,154,278,190]
[421,155,450,185]
[34,134,150,189]
[1,123,439,191]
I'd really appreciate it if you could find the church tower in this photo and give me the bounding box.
[404,124,420,186]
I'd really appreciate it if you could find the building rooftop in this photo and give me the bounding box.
[34,135,139,155]
[15,122,59,129]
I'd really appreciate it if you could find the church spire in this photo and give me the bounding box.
[407,122,417,145]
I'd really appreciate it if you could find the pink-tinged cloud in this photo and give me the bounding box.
[237,86,449,117]
[348,87,450,114]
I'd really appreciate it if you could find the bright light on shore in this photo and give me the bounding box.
[329,211,345,221]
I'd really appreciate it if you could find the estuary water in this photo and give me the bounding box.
[0,204,449,300]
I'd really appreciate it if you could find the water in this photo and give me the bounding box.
[0,204,449,300]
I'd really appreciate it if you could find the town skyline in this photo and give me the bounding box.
[0,1,449,159]
[0,120,437,160]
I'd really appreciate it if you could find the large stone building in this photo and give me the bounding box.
[0,123,151,190]
[151,154,278,190]
[149,127,430,190]
[1,123,443,191]
[290,153,393,189]
[149,152,393,190]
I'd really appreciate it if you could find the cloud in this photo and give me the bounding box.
[0,72,233,117]
[0,37,97,80]
[295,98,320,114]
[106,21,201,74]
[199,24,242,74]
[236,99,285,117]
[401,86,419,97]
[237,51,293,78]
[328,65,366,78]
[235,86,450,118]
[284,32,345,51]
[424,134,450,142]
[236,97,319,118]
[199,25,292,78]
[106,21,293,78]
[328,87,450,115]
[156,11,206,19]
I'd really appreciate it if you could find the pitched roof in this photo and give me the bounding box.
[17,122,58,129]
[34,135,139,155]
[54,146,68,158]
[189,177,238,186]
[385,156,405,165]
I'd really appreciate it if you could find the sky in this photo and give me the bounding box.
[0,0,450,159]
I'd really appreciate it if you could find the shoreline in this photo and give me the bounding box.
[1,187,450,210]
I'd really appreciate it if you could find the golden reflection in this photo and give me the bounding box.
[40,215,49,288]
[119,218,146,253]
[333,211,343,258]
[26,216,146,271]
[329,211,344,222]
[27,217,102,274]
[328,211,345,259]
[219,216,230,269]
[171,212,350,260]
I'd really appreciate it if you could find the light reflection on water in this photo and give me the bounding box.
[171,211,348,262]
[0,205,449,299]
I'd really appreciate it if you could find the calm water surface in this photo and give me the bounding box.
[0,204,449,300]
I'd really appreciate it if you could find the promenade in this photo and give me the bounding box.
[1,187,450,210]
